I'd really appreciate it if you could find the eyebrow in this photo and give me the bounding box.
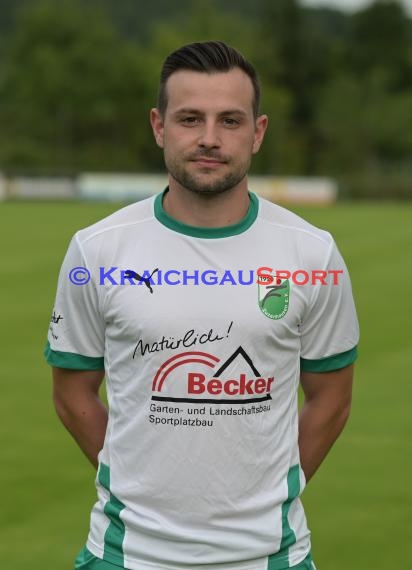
[173,108,248,118]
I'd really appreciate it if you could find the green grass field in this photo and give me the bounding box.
[0,200,411,569]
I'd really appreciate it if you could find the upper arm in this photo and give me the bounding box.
[300,364,354,410]
[52,367,105,410]
[46,234,105,368]
[300,240,359,369]
[298,240,358,413]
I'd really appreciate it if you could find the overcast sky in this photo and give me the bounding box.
[300,0,412,16]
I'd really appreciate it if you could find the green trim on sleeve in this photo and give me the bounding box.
[44,341,104,370]
[300,346,358,373]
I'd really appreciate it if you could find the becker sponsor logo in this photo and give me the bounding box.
[151,346,274,405]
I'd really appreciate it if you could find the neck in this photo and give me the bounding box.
[163,180,250,228]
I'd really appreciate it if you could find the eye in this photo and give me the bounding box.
[180,116,200,126]
[222,117,240,127]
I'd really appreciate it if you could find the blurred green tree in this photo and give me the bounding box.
[258,0,339,174]
[0,0,153,173]
[316,70,412,180]
[347,0,412,88]
[0,0,411,197]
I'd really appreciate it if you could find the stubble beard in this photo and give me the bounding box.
[165,155,251,196]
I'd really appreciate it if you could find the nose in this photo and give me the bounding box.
[197,120,221,149]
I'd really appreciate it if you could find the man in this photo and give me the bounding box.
[45,41,359,570]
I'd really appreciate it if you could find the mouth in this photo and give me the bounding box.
[191,157,227,167]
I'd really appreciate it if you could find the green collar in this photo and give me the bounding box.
[154,189,258,239]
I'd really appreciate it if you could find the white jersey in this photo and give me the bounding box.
[45,191,359,570]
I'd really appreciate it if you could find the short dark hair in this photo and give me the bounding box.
[157,41,261,118]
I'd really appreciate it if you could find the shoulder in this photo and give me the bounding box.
[256,195,333,246]
[74,194,156,247]
[254,195,339,270]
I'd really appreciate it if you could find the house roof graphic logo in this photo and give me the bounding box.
[151,346,274,405]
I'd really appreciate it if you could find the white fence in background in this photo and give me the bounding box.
[6,177,75,200]
[77,173,168,201]
[0,174,6,201]
[249,176,337,205]
[0,173,338,205]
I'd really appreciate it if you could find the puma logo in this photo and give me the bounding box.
[124,268,159,294]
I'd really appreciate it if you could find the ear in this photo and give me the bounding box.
[252,114,268,155]
[150,108,164,148]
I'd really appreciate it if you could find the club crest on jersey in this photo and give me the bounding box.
[258,274,290,320]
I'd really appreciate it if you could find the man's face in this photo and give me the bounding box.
[151,68,268,195]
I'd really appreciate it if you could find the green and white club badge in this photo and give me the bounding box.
[258,274,290,320]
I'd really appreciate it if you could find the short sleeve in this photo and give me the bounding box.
[44,234,105,370]
[300,241,359,373]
